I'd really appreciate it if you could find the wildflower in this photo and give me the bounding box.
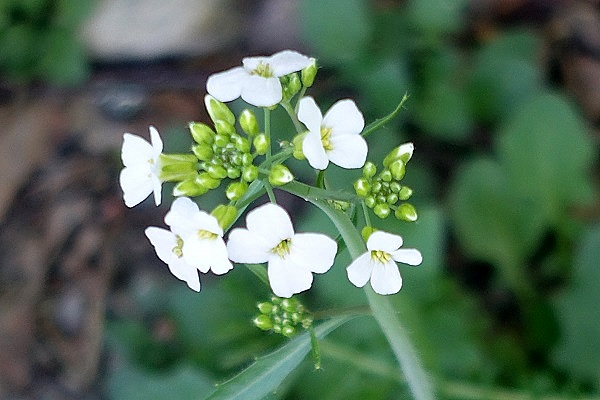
[227,203,337,298]
[206,50,311,107]
[298,96,367,170]
[164,197,233,276]
[119,126,163,207]
[346,231,422,295]
[145,227,201,292]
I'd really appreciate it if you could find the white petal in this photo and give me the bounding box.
[327,134,368,169]
[120,165,153,207]
[145,227,177,265]
[297,96,323,133]
[346,253,374,288]
[226,228,272,264]
[288,233,337,273]
[323,99,365,135]
[206,67,246,102]
[269,50,311,76]
[242,55,269,72]
[246,203,294,247]
[169,257,201,292]
[182,236,231,274]
[391,248,423,266]
[367,231,403,252]
[193,210,223,237]
[302,131,329,170]
[370,260,402,295]
[165,197,200,235]
[267,256,314,298]
[205,238,233,275]
[151,174,162,206]
[240,75,282,107]
[121,133,154,167]
[148,126,163,155]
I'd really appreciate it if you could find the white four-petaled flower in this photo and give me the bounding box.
[120,126,163,207]
[145,197,233,292]
[346,231,422,295]
[226,203,337,298]
[206,50,311,107]
[298,96,367,170]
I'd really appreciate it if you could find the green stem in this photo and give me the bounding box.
[282,180,359,203]
[361,200,372,228]
[361,93,409,138]
[264,108,272,159]
[281,100,304,133]
[264,181,277,204]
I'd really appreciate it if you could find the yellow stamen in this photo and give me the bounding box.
[198,229,218,240]
[172,236,184,258]
[272,238,292,258]
[371,250,391,264]
[251,61,274,78]
[320,126,333,151]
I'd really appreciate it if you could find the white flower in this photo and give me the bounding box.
[227,203,337,298]
[145,226,201,292]
[165,197,233,276]
[298,96,367,170]
[346,231,422,295]
[119,126,163,207]
[206,50,311,107]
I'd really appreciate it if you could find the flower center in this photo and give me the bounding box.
[197,229,218,240]
[172,235,184,258]
[320,126,334,151]
[371,250,392,264]
[251,61,274,78]
[272,238,292,258]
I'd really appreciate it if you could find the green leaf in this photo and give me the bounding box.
[404,0,468,36]
[496,92,595,222]
[106,363,214,400]
[299,0,371,64]
[552,224,600,385]
[205,316,352,400]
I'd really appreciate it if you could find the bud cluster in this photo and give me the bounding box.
[253,296,313,338]
[354,143,418,221]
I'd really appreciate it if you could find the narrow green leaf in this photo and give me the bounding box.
[205,316,352,400]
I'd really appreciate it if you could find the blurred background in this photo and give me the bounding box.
[1,0,599,399]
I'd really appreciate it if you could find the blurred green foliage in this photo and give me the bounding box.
[0,0,92,85]
[106,0,600,399]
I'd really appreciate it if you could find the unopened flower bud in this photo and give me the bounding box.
[189,122,215,145]
[214,134,230,148]
[386,193,399,205]
[269,164,294,186]
[173,177,208,197]
[395,203,418,222]
[281,325,296,338]
[354,177,371,197]
[242,165,259,182]
[374,203,391,219]
[227,167,241,179]
[158,153,198,182]
[204,95,235,125]
[241,153,254,166]
[398,186,413,200]
[214,120,236,137]
[257,302,273,314]
[281,73,302,100]
[206,164,228,180]
[301,58,318,88]
[361,226,376,241]
[197,172,221,189]
[383,142,414,167]
[233,136,251,153]
[253,133,270,155]
[253,315,273,331]
[363,161,377,178]
[390,182,402,193]
[239,109,260,135]
[389,159,406,181]
[292,132,307,160]
[225,181,248,201]
[211,204,238,229]
[380,169,392,182]
[365,196,376,208]
[192,144,214,162]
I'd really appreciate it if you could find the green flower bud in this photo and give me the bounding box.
[211,204,238,229]
[398,186,413,200]
[192,144,214,162]
[380,169,392,182]
[214,133,230,148]
[372,182,382,193]
[383,142,414,167]
[257,302,273,314]
[241,153,254,166]
[173,177,208,197]
[227,167,241,179]
[225,181,248,201]
[206,164,228,180]
[233,136,251,153]
[386,193,399,205]
[395,203,418,222]
[269,164,294,186]
[197,172,221,189]
[363,161,377,178]
[389,159,406,181]
[214,120,236,137]
[354,177,371,197]
[242,165,259,182]
[365,196,376,208]
[292,132,307,160]
[361,226,376,242]
[159,153,198,182]
[253,314,273,331]
[189,122,215,144]
[239,109,260,135]
[253,133,270,155]
[204,95,235,125]
[280,298,298,312]
[390,182,402,193]
[281,73,302,100]
[281,325,296,338]
[301,58,317,88]
[373,203,391,219]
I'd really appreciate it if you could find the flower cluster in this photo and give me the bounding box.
[119,50,423,336]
